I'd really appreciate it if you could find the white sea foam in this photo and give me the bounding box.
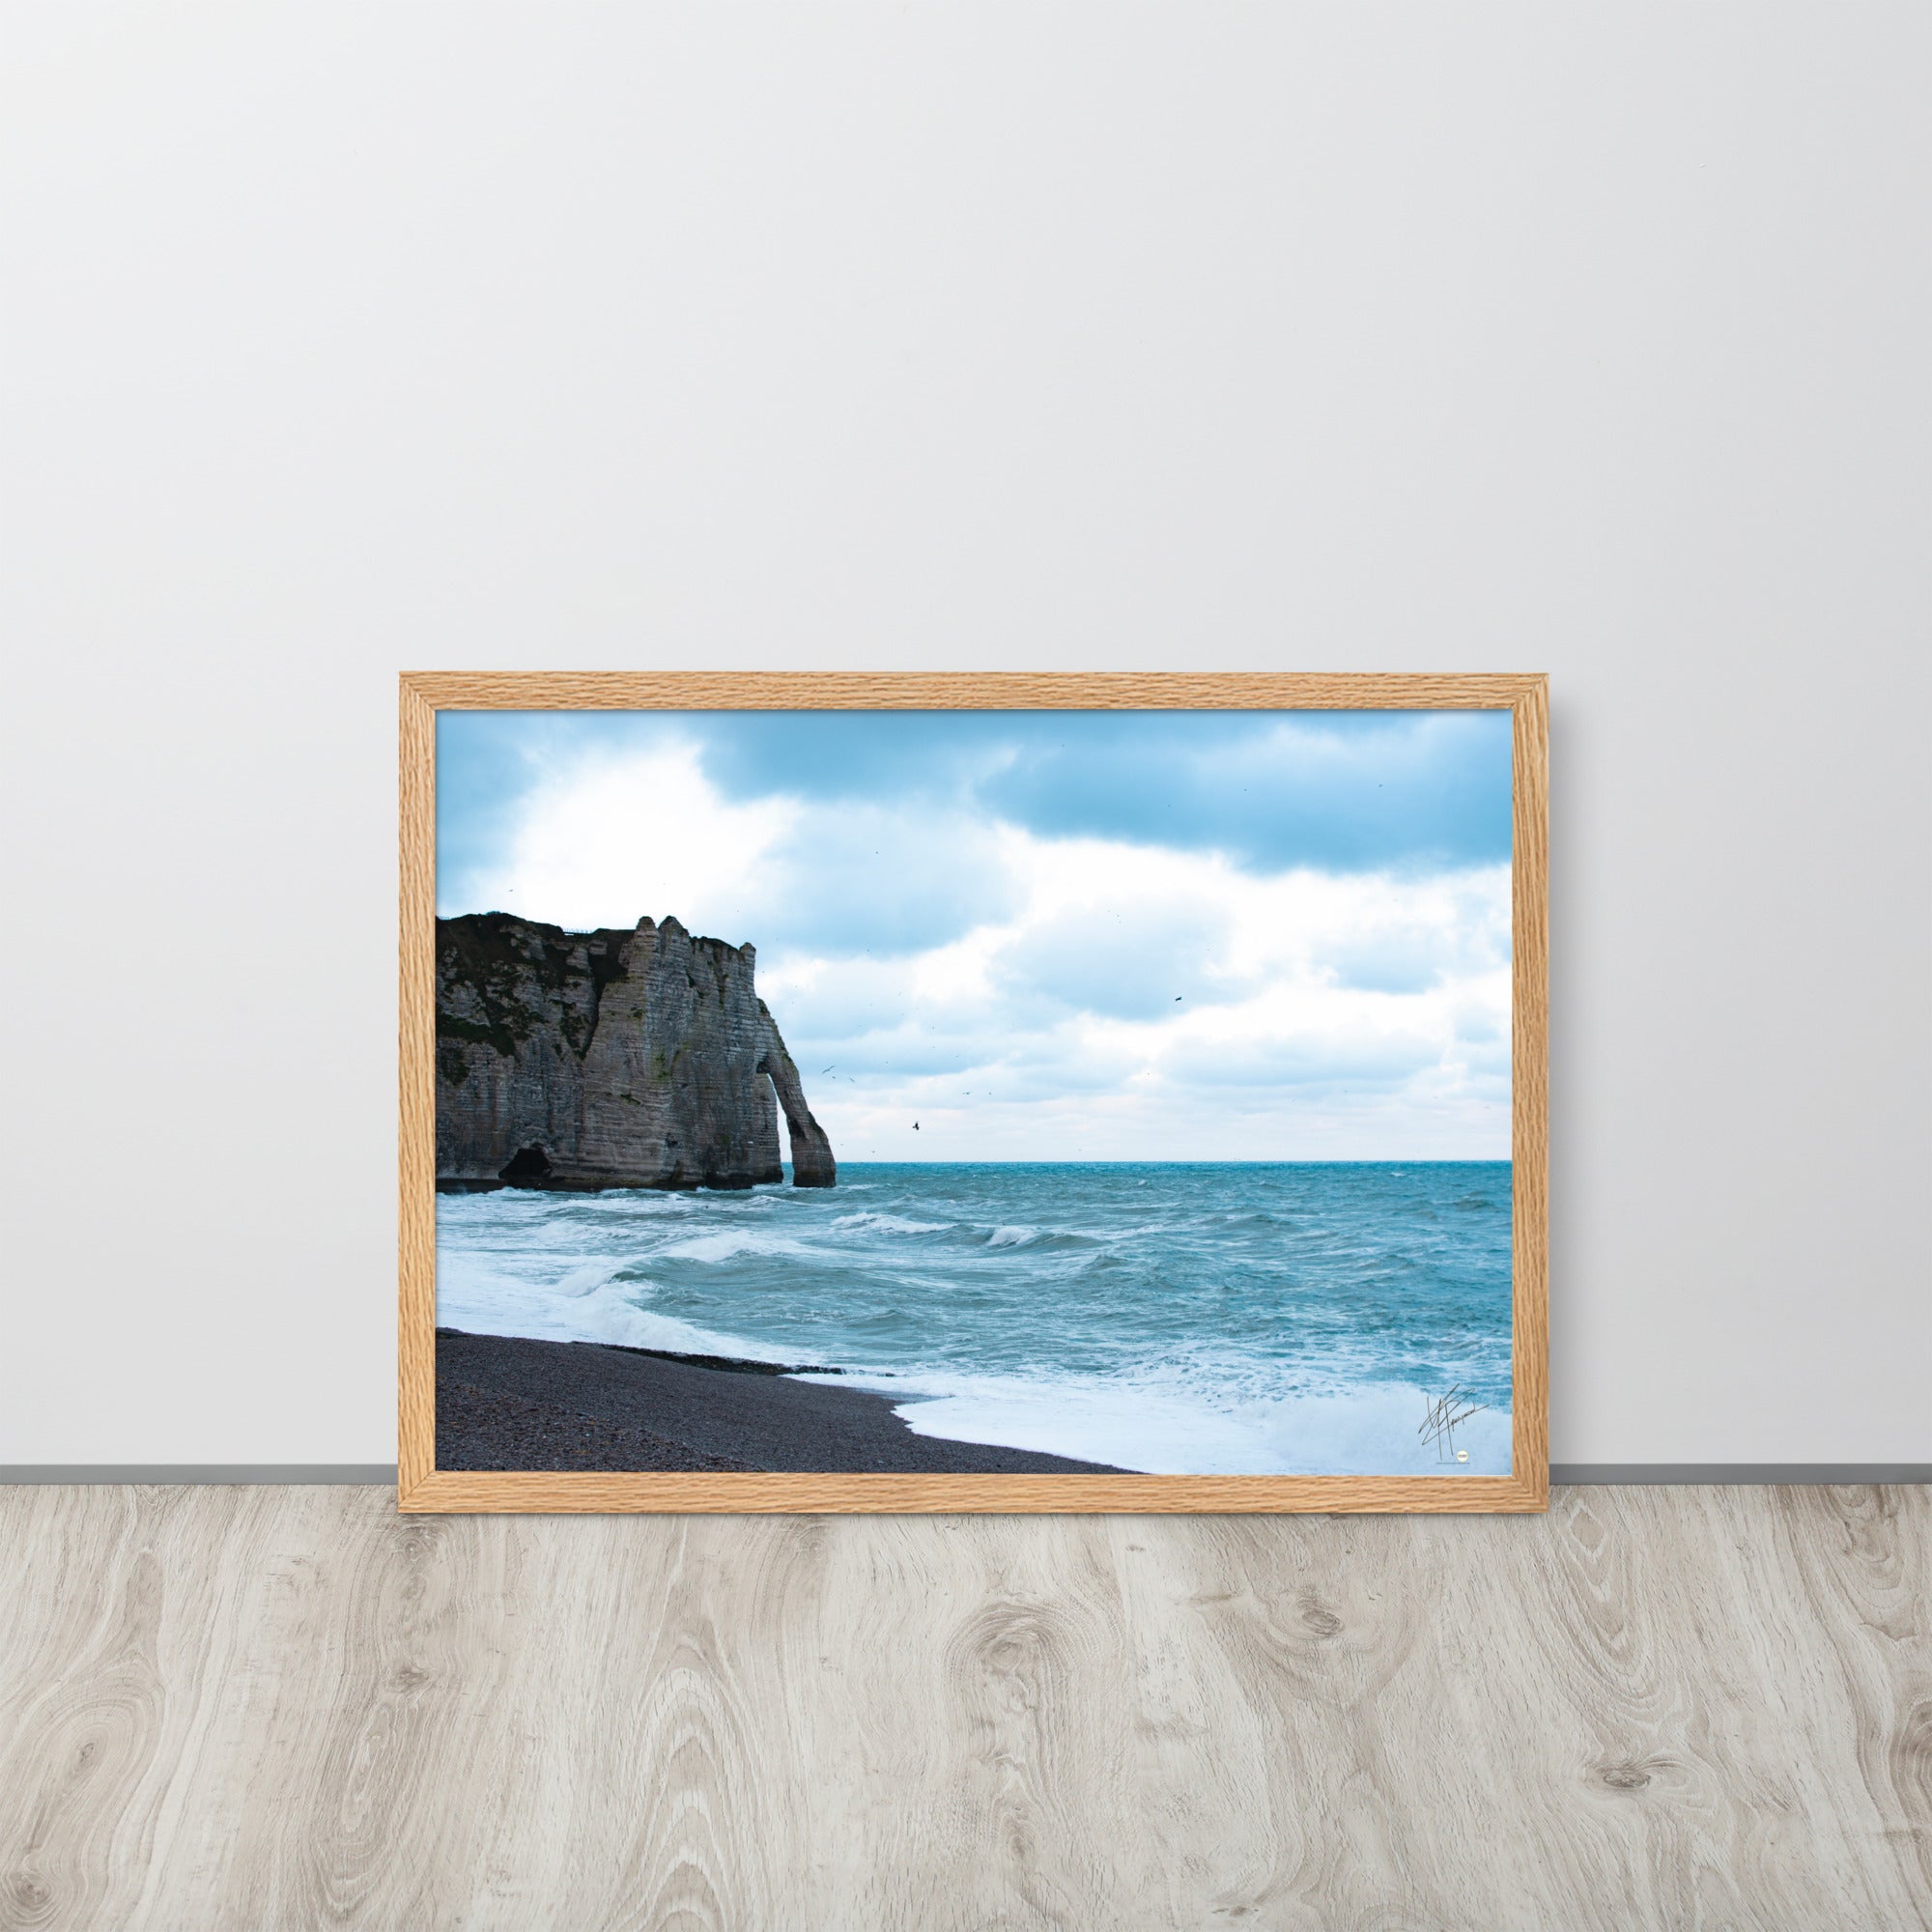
[799,1368,1514,1476]
[831,1211,949,1236]
[554,1260,628,1297]
[984,1224,1035,1247]
[655,1230,810,1264]
[436,1250,800,1363]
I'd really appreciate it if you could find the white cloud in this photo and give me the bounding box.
[463,740,799,939]
[765,836,1511,1161]
[454,740,1512,1161]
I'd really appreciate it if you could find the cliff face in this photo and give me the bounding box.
[436,912,836,1191]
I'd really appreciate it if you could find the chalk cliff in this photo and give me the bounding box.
[436,912,836,1191]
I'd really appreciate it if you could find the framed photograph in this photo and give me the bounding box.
[399,673,1547,1512]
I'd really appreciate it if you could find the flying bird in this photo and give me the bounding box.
[913,1122,920,1131]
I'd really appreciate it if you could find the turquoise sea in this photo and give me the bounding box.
[435,1161,1514,1475]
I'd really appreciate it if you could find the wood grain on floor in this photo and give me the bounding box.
[0,1486,1925,1930]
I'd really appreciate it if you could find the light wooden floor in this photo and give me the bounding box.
[0,1487,1925,1930]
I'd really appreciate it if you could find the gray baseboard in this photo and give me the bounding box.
[0,1465,400,1485]
[1549,1464,1930,1485]
[1,1463,1926,1487]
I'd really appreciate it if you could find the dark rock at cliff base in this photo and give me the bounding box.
[435,912,837,1191]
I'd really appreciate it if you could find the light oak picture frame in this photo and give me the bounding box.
[400,671,1548,1513]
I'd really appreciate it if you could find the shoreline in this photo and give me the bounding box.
[435,1327,1128,1475]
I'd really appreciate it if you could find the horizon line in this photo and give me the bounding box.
[791,1156,1511,1167]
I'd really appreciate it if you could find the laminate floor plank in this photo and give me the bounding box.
[0,1486,1925,1930]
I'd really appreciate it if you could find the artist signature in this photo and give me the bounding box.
[1419,1386,1487,1463]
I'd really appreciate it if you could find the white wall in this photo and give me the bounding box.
[3,6,1925,1465]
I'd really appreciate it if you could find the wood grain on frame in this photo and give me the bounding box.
[398,680,438,1497]
[402,670,1542,712]
[1509,679,1550,1508]
[399,671,1549,1513]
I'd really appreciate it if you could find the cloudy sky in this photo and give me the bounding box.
[437,709,1513,1162]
